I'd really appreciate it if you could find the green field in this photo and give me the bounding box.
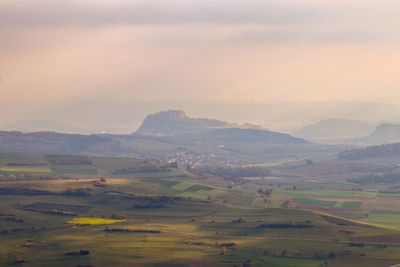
[295,198,337,207]
[340,201,362,209]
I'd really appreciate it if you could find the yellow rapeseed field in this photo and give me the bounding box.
[67,217,126,225]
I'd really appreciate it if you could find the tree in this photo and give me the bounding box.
[242,260,252,267]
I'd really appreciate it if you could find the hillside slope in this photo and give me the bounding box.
[350,124,400,146]
[0,131,128,155]
[338,142,400,160]
[135,110,230,136]
[293,119,375,144]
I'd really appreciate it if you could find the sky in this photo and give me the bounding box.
[1,0,400,132]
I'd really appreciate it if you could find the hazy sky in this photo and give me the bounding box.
[1,0,400,132]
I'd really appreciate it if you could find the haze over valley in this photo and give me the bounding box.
[2,1,400,267]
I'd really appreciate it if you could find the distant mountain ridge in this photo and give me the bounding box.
[292,119,376,144]
[6,101,400,134]
[0,131,119,155]
[350,124,400,146]
[135,110,308,145]
[0,110,311,160]
[135,110,230,136]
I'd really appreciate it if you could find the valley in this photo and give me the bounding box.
[1,149,400,267]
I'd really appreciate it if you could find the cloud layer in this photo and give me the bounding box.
[1,0,400,125]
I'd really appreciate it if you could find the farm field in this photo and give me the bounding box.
[1,153,400,266]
